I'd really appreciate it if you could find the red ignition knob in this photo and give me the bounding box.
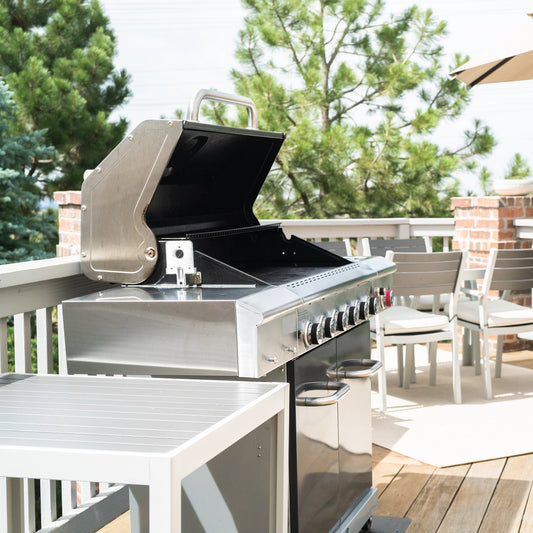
[385,289,393,307]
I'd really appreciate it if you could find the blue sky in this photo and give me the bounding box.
[101,0,533,196]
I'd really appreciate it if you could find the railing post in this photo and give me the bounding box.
[0,477,24,533]
[14,313,32,373]
[0,318,7,374]
[37,307,54,375]
[397,220,410,239]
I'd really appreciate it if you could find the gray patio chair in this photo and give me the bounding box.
[458,248,533,400]
[314,239,352,256]
[370,251,466,412]
[360,237,429,257]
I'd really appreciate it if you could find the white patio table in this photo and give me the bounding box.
[0,373,289,532]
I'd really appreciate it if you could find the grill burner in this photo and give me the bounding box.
[63,90,396,533]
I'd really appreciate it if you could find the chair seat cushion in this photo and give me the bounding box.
[370,306,450,335]
[458,299,533,327]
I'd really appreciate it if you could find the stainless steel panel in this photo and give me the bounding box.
[63,284,306,377]
[81,120,184,284]
[293,339,340,533]
[335,326,375,523]
[63,297,240,376]
[182,419,274,532]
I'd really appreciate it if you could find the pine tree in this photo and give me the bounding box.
[0,0,131,194]
[218,0,496,219]
[0,80,56,263]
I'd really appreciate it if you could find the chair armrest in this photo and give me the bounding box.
[462,287,483,298]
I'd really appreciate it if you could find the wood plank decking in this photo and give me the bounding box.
[99,350,533,533]
[373,350,533,533]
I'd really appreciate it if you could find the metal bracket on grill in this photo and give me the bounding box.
[164,240,202,287]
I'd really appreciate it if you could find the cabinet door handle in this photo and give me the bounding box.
[295,381,350,406]
[326,359,382,379]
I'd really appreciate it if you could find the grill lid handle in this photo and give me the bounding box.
[187,89,258,129]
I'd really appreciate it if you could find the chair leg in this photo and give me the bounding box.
[396,345,404,387]
[403,345,415,390]
[473,331,481,376]
[481,329,493,400]
[452,323,462,404]
[376,335,388,412]
[495,335,503,378]
[462,326,473,366]
[428,342,437,386]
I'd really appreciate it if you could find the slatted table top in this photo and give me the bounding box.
[0,373,285,455]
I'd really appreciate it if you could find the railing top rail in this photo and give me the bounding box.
[515,218,533,239]
[261,218,412,226]
[514,219,533,227]
[260,217,455,239]
[0,255,82,289]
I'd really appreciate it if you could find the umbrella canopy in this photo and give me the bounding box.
[450,14,533,87]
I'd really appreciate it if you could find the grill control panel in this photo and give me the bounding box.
[297,282,393,349]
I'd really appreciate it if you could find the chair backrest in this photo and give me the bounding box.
[390,251,465,298]
[314,239,351,256]
[361,237,429,257]
[485,248,533,293]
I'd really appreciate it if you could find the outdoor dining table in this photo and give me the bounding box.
[0,373,289,532]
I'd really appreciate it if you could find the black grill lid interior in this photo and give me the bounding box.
[146,121,285,237]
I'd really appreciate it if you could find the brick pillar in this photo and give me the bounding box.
[53,191,82,257]
[452,196,533,267]
[451,195,533,351]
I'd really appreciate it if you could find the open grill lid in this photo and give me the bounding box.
[80,91,285,284]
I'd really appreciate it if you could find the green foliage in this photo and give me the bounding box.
[478,166,493,195]
[0,80,57,263]
[0,0,131,194]
[214,0,496,218]
[504,153,530,180]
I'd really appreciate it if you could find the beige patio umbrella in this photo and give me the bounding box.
[450,14,533,87]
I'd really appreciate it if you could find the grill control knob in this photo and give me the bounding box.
[368,296,381,315]
[347,300,359,325]
[324,312,339,338]
[358,299,370,321]
[336,307,350,332]
[384,289,393,307]
[302,317,325,346]
[376,287,393,307]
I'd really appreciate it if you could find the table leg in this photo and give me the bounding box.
[149,459,181,532]
[129,485,149,533]
[275,394,289,533]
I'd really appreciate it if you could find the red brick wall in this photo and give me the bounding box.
[53,191,82,257]
[452,196,533,268]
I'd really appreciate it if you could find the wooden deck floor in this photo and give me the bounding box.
[99,350,533,533]
[373,350,533,533]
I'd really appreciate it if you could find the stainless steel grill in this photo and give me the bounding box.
[63,90,396,533]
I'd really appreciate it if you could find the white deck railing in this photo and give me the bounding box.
[0,217,455,532]
[262,217,455,251]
